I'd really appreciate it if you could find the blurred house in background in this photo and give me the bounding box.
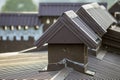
[109,0,120,21]
[0,12,43,52]
[0,0,118,53]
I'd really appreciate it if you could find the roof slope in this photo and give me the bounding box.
[0,51,120,79]
[39,2,107,16]
[65,52,120,79]
[0,13,41,26]
[77,3,117,37]
[35,10,101,49]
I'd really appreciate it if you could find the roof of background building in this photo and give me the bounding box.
[0,12,41,26]
[38,2,107,16]
[109,1,120,14]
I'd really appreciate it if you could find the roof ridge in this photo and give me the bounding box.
[35,10,101,49]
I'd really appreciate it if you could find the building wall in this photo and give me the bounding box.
[0,25,43,41]
[47,44,88,72]
[0,25,43,53]
[48,44,88,64]
[0,37,34,53]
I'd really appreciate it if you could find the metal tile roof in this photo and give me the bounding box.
[35,10,101,49]
[0,13,41,26]
[39,2,107,16]
[76,3,117,37]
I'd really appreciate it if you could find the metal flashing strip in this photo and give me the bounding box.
[66,58,86,67]
[50,67,73,80]
[96,50,107,60]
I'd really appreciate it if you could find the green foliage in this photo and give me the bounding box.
[2,0,37,12]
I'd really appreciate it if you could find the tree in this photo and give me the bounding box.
[2,0,37,12]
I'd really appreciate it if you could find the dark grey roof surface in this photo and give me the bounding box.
[0,13,41,26]
[103,26,120,49]
[109,1,120,14]
[1,51,120,79]
[39,2,107,16]
[76,3,117,37]
[65,52,120,79]
[35,10,101,49]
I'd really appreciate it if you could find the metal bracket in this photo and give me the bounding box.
[85,70,96,76]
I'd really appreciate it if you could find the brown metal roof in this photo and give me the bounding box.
[109,1,120,14]
[35,10,101,49]
[76,3,117,37]
[0,13,41,26]
[39,2,107,16]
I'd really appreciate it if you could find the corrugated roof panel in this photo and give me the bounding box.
[77,7,104,37]
[76,3,117,37]
[91,3,117,27]
[65,53,120,79]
